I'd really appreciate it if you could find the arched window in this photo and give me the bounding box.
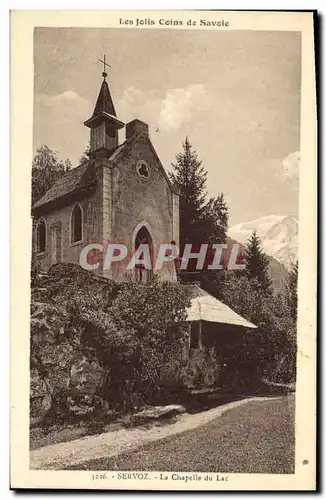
[36,218,46,253]
[134,225,153,283]
[71,204,83,243]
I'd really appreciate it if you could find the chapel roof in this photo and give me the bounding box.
[92,78,116,118]
[32,136,131,211]
[32,131,178,211]
[32,161,92,210]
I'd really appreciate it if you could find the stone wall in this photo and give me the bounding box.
[33,190,100,272]
[110,135,178,282]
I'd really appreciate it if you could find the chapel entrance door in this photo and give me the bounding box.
[134,226,153,283]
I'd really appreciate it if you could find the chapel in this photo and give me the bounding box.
[32,63,258,386]
[32,66,180,282]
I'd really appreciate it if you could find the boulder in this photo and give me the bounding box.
[131,404,186,425]
[70,358,104,396]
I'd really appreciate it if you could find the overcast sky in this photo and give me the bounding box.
[34,28,301,226]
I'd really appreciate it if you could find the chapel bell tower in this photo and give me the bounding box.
[84,56,124,156]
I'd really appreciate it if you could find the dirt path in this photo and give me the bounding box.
[30,397,281,470]
[71,395,295,474]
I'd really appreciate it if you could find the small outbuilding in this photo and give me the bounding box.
[187,284,257,346]
[184,285,258,390]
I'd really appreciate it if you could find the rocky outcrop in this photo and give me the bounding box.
[30,264,116,427]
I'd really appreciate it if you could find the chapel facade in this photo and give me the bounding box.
[32,70,180,282]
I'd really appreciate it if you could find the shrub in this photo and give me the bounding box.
[222,273,296,383]
[61,271,192,410]
[108,276,192,402]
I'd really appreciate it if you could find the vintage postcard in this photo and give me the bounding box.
[10,10,317,491]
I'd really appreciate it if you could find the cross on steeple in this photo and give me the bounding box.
[98,54,111,79]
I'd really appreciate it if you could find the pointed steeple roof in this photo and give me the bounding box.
[92,79,116,118]
[84,76,124,131]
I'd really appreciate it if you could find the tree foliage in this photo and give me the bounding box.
[108,277,192,398]
[286,260,298,325]
[221,273,296,383]
[32,145,72,205]
[169,137,229,248]
[63,271,192,408]
[244,230,272,295]
[201,193,229,245]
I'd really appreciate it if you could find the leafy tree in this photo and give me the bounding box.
[32,145,72,205]
[169,137,229,248]
[244,230,272,295]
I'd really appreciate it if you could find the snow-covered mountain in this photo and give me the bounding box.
[228,215,298,269]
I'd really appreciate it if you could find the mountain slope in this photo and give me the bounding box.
[229,215,298,270]
[226,237,288,292]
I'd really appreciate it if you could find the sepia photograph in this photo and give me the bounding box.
[10,10,317,491]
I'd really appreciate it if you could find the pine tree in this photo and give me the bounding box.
[169,137,228,248]
[201,193,229,244]
[286,260,298,324]
[244,230,272,295]
[169,137,208,247]
[32,145,72,205]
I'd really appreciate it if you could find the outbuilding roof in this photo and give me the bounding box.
[187,285,257,329]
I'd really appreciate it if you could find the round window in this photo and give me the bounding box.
[136,160,150,180]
